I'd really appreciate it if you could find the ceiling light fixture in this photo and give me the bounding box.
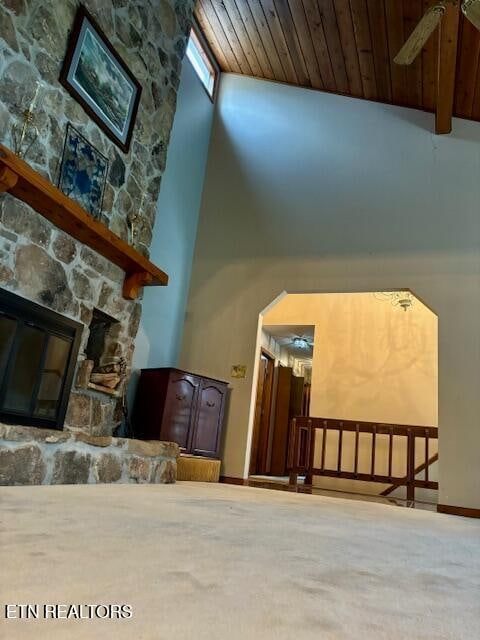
[374,291,414,312]
[292,337,310,350]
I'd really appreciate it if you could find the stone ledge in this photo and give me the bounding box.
[0,423,179,486]
[0,424,71,443]
[0,423,180,458]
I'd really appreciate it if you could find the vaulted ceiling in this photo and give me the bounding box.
[195,0,480,133]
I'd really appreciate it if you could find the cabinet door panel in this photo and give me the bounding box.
[191,382,227,457]
[161,374,200,450]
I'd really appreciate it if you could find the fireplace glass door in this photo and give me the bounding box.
[0,289,82,429]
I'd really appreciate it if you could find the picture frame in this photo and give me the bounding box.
[58,123,109,219]
[59,5,142,153]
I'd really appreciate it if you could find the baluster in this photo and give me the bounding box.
[406,429,415,502]
[305,419,314,485]
[371,424,377,477]
[298,428,304,468]
[291,424,297,469]
[287,418,296,469]
[297,425,305,470]
[425,429,429,483]
[337,423,343,475]
[302,428,308,467]
[321,421,327,471]
[289,418,298,486]
[388,426,393,481]
[354,424,359,477]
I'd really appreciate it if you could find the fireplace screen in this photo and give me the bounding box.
[0,289,82,429]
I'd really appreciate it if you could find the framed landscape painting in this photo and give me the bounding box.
[60,5,142,153]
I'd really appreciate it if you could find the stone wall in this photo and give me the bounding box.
[0,0,195,434]
[0,423,179,485]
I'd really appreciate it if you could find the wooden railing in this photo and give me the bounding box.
[288,417,438,501]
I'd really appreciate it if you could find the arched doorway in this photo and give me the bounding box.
[246,290,439,506]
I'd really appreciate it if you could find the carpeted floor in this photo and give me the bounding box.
[1,482,479,639]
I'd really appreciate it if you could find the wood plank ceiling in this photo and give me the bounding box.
[195,0,480,124]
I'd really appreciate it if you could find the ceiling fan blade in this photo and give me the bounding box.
[394,4,446,65]
[463,0,480,30]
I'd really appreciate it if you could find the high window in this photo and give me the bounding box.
[186,24,219,100]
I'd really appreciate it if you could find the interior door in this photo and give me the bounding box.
[270,366,293,476]
[190,380,227,457]
[249,352,275,475]
[161,373,200,451]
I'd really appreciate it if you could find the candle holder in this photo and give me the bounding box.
[127,195,145,247]
[127,211,141,246]
[11,82,42,160]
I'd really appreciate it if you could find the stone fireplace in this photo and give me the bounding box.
[0,0,196,436]
[0,284,132,435]
[0,287,82,430]
[0,0,196,484]
[0,230,145,437]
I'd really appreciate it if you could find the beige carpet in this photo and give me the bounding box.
[1,482,479,640]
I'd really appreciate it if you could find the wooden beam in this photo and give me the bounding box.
[436,1,461,134]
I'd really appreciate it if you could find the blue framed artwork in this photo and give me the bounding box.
[58,123,108,219]
[59,5,142,153]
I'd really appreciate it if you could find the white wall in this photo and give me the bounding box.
[180,74,480,510]
[129,60,214,404]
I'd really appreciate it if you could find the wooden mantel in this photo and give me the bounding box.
[0,144,168,300]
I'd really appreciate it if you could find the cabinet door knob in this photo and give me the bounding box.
[206,400,216,407]
[176,394,186,401]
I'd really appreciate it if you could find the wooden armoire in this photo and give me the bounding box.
[133,368,228,458]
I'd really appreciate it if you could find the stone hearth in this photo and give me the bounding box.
[0,424,179,485]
